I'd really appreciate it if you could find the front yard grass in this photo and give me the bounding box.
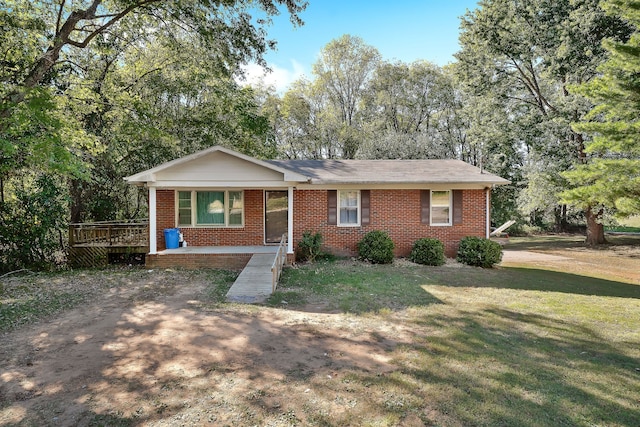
[266,247,640,426]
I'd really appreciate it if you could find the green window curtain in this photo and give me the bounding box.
[228,191,243,226]
[197,191,225,225]
[178,191,192,226]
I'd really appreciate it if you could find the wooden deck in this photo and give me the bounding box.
[68,220,149,267]
[69,220,149,247]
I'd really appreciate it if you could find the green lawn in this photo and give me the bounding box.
[268,257,640,426]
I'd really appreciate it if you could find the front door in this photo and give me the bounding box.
[265,191,288,244]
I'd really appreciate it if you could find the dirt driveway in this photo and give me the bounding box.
[0,271,404,426]
[500,234,640,284]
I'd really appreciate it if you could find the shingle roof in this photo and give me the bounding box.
[267,159,509,185]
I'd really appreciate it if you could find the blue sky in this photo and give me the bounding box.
[244,0,480,91]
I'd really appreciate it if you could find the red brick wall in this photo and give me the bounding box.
[293,189,487,257]
[146,253,251,270]
[155,189,264,250]
[154,188,488,258]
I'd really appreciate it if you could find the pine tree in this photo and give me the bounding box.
[562,0,640,243]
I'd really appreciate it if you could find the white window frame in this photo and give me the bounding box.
[338,190,361,227]
[175,190,244,228]
[430,190,452,226]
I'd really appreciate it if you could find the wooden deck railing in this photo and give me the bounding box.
[271,233,288,292]
[69,220,149,247]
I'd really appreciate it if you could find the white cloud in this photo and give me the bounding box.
[239,60,307,93]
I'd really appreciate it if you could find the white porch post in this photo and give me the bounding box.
[485,187,491,239]
[287,186,294,254]
[149,186,157,254]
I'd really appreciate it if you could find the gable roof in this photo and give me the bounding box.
[125,145,309,184]
[125,145,509,187]
[268,159,509,186]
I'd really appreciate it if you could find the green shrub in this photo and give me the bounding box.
[410,238,445,266]
[296,231,323,262]
[357,230,395,264]
[456,236,503,268]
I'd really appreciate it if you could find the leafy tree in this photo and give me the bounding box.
[0,0,305,268]
[0,174,68,272]
[1,0,305,113]
[63,37,276,222]
[562,0,640,232]
[263,78,343,159]
[312,35,381,158]
[358,61,467,160]
[366,60,445,135]
[456,0,632,243]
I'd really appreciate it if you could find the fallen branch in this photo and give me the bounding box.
[0,269,32,279]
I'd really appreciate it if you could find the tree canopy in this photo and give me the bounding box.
[455,0,633,243]
[0,0,306,271]
[562,0,640,219]
[2,0,637,271]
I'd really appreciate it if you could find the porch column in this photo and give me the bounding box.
[485,187,491,239]
[149,186,157,254]
[287,186,294,254]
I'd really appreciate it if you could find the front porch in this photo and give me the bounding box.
[148,240,289,303]
[146,245,283,270]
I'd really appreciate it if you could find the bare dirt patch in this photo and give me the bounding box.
[0,269,409,426]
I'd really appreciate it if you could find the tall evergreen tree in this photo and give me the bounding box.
[562,0,640,228]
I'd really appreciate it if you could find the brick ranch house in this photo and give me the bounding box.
[125,146,509,268]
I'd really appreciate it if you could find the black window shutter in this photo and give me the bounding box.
[327,190,337,225]
[361,190,370,225]
[420,190,430,224]
[453,190,463,225]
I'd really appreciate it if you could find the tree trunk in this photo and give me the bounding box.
[585,206,606,245]
[553,206,562,232]
[69,178,85,223]
[553,204,569,232]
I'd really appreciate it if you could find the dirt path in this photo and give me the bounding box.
[0,274,405,426]
[500,236,640,284]
[501,250,570,263]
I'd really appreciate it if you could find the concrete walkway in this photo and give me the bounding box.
[226,253,277,303]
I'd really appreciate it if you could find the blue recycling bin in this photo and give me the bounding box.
[164,228,180,249]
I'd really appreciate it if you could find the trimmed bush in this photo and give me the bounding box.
[456,236,503,268]
[358,230,395,264]
[296,231,323,262]
[410,238,445,266]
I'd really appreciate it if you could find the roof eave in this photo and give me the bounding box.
[308,179,511,186]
